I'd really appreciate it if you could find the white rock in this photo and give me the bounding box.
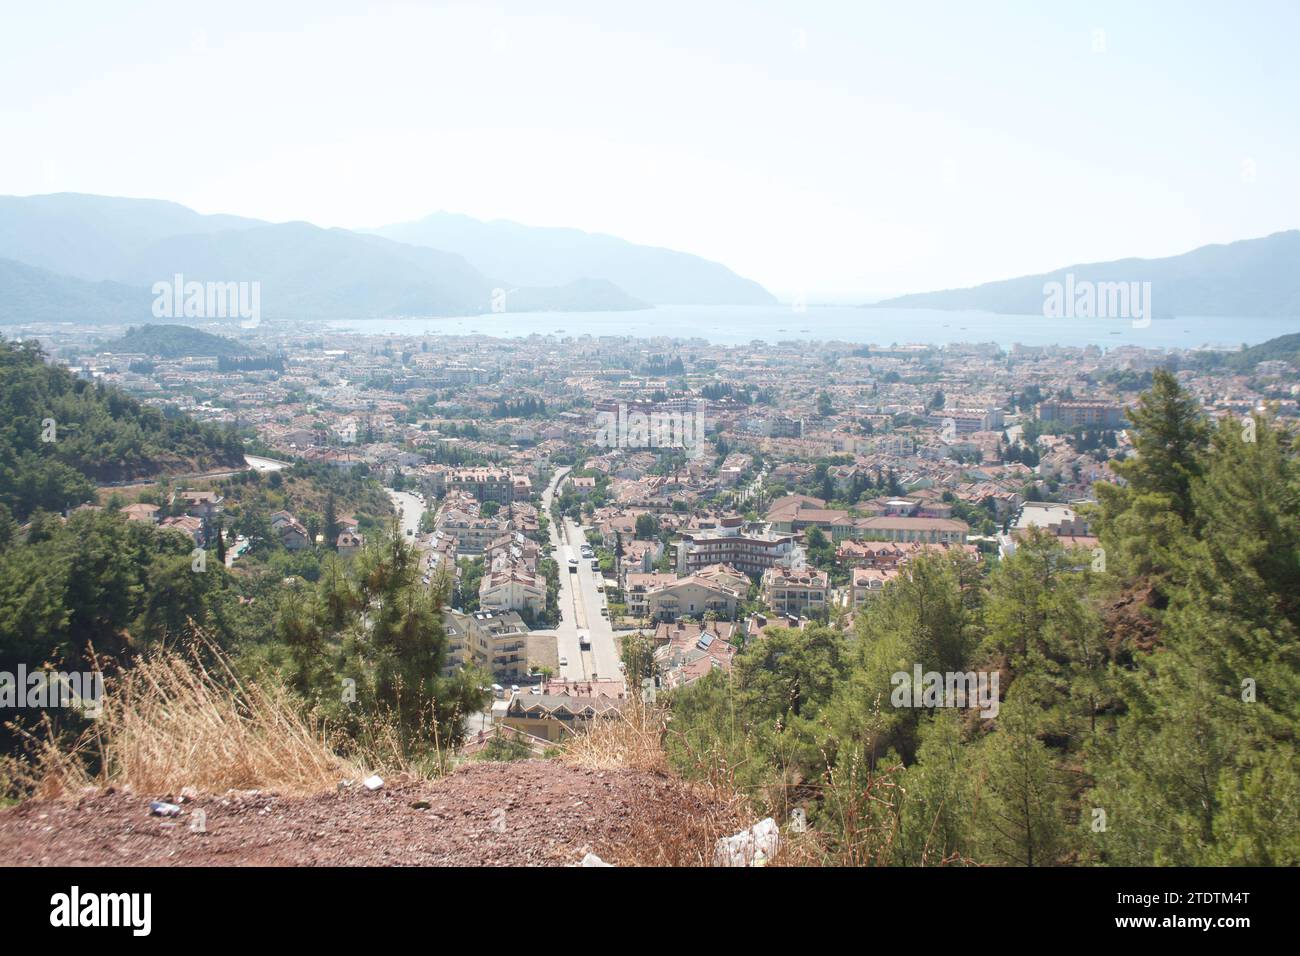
[713,817,781,867]
[362,775,384,791]
[580,852,613,867]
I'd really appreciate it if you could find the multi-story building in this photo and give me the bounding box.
[442,608,493,676]
[624,571,678,619]
[336,529,364,556]
[644,574,743,622]
[438,365,491,386]
[159,515,205,547]
[928,407,1004,434]
[446,467,515,505]
[676,524,800,577]
[761,567,829,616]
[767,499,856,541]
[1036,400,1125,429]
[758,415,803,438]
[482,610,531,682]
[694,563,750,594]
[442,608,532,681]
[854,515,970,545]
[435,507,511,554]
[479,566,547,617]
[735,413,793,439]
[174,490,225,519]
[849,567,898,605]
[619,538,662,574]
[278,519,311,550]
[1010,502,1092,537]
[122,502,160,524]
[837,538,980,568]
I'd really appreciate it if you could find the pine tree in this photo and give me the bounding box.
[279,527,489,758]
[1086,411,1300,865]
[1107,367,1209,526]
[972,689,1074,866]
[323,492,339,551]
[831,553,976,764]
[896,709,975,864]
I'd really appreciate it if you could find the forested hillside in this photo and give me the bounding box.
[665,370,1300,865]
[0,337,246,518]
[0,333,449,783]
[1219,331,1300,372]
[0,509,241,670]
[104,324,265,359]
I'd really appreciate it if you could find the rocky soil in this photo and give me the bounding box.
[0,760,732,867]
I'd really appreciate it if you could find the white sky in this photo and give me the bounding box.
[2,0,1297,300]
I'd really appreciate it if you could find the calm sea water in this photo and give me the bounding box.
[326,305,1299,351]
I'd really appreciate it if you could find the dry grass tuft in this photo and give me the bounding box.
[7,644,356,800]
[559,697,758,866]
[560,697,669,773]
[605,787,750,867]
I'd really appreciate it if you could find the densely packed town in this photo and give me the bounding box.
[26,320,1299,742]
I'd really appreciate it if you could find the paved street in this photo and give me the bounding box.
[536,469,623,687]
[564,516,622,680]
[244,454,290,473]
[224,534,249,568]
[737,464,768,507]
[391,471,624,693]
[387,488,426,541]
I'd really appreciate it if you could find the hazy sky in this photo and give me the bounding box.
[2,0,1297,299]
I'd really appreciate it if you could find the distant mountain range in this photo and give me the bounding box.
[0,193,773,324]
[0,257,149,324]
[365,212,777,306]
[0,193,264,283]
[872,231,1300,318]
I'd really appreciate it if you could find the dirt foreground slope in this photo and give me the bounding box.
[0,760,730,867]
